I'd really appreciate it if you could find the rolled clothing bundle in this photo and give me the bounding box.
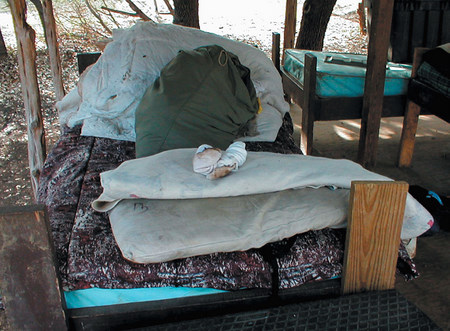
[193,142,247,180]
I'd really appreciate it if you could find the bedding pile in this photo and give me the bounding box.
[38,116,424,293]
[38,116,353,292]
[37,22,429,299]
[56,22,289,143]
[92,145,432,265]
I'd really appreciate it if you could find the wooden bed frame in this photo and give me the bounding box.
[0,181,409,329]
[271,32,407,157]
[398,47,450,167]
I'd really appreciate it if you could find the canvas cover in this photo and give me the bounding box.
[135,45,259,158]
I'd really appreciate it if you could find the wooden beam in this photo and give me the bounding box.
[397,47,429,167]
[300,53,317,155]
[0,205,67,330]
[8,0,46,199]
[42,0,65,101]
[271,32,280,72]
[342,181,408,295]
[283,0,297,51]
[357,0,395,169]
[397,101,421,167]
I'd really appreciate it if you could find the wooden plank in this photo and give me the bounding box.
[281,69,305,105]
[271,32,280,72]
[342,181,408,295]
[42,0,65,101]
[8,0,46,199]
[0,205,67,330]
[357,0,394,169]
[397,47,429,167]
[300,53,317,155]
[283,0,297,51]
[397,101,421,167]
[317,95,406,121]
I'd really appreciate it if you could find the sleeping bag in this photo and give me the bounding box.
[135,45,260,158]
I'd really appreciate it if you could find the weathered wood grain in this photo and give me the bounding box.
[8,0,46,199]
[397,47,429,168]
[300,53,317,155]
[0,205,67,330]
[42,0,65,101]
[342,181,408,294]
[357,0,395,169]
[283,0,297,51]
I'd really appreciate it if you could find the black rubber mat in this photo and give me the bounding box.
[145,290,441,331]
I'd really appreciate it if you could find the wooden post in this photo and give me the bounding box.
[271,32,280,72]
[301,53,317,155]
[397,48,428,167]
[8,0,46,199]
[397,101,421,167]
[357,0,395,169]
[342,181,408,295]
[0,205,67,330]
[42,0,65,101]
[283,0,297,51]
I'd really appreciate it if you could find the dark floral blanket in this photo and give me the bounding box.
[37,114,417,293]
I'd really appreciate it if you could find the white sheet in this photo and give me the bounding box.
[92,149,433,261]
[57,22,289,142]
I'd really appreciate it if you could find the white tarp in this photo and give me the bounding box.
[57,22,289,142]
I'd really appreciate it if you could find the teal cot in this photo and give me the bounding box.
[283,49,412,98]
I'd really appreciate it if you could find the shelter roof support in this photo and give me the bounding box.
[42,0,65,101]
[357,0,395,169]
[8,0,46,199]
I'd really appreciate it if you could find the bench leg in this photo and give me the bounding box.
[301,54,317,155]
[300,106,314,155]
[397,100,421,167]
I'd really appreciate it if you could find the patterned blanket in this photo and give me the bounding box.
[37,114,417,292]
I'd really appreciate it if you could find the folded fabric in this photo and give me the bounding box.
[417,44,450,98]
[421,43,450,78]
[193,142,247,180]
[135,45,259,158]
[92,149,433,240]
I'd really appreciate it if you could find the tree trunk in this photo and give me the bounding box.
[173,0,199,29]
[29,0,47,41]
[42,0,65,101]
[295,0,337,51]
[0,27,7,56]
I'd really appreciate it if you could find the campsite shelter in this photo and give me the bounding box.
[7,0,404,200]
[1,0,448,329]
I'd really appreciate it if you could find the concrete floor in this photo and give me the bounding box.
[291,104,450,330]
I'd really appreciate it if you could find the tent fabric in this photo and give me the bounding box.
[135,45,259,158]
